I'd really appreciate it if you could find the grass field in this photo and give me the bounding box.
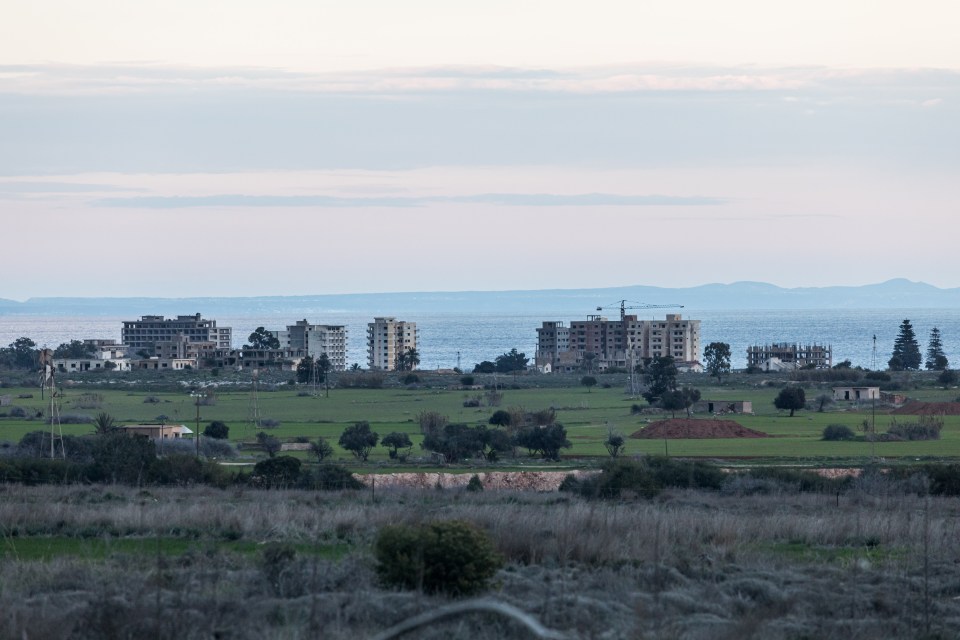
[3,372,960,463]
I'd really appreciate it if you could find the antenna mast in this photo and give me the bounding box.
[248,369,262,431]
[38,349,65,459]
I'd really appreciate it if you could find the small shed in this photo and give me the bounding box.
[694,400,753,414]
[832,386,880,401]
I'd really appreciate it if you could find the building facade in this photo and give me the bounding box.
[367,317,418,371]
[746,343,833,370]
[536,314,701,372]
[121,314,232,351]
[272,319,348,371]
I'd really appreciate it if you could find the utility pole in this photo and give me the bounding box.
[190,391,202,458]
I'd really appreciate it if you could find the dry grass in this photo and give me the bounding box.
[1,484,960,638]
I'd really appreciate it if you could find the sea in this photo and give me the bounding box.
[2,307,959,371]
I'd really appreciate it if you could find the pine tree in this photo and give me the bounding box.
[889,319,922,371]
[925,327,948,370]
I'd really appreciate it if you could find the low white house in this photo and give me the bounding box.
[55,358,131,372]
[832,386,880,401]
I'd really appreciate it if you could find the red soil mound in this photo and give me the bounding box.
[630,418,769,439]
[891,401,960,416]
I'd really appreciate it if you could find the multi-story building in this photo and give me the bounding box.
[272,320,348,371]
[746,343,832,370]
[121,314,232,351]
[535,322,570,371]
[537,314,701,372]
[367,317,418,371]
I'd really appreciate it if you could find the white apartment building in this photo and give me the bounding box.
[367,317,418,371]
[273,320,348,371]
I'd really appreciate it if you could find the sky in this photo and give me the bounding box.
[2,1,959,299]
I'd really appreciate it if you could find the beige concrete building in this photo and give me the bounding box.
[121,424,193,439]
[367,317,418,370]
[747,343,832,370]
[122,314,232,351]
[272,320,348,371]
[538,314,701,372]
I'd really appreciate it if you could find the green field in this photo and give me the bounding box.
[3,374,960,463]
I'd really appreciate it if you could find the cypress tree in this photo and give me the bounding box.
[889,319,922,371]
[925,327,948,370]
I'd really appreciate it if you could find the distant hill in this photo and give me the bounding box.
[1,279,958,316]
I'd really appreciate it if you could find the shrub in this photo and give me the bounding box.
[374,520,503,596]
[864,371,891,382]
[74,393,104,409]
[924,464,960,496]
[488,409,511,427]
[252,455,302,488]
[8,406,27,418]
[938,369,958,386]
[203,420,230,439]
[403,373,420,384]
[578,459,661,499]
[822,424,856,441]
[260,418,281,428]
[645,456,726,490]
[460,375,475,386]
[143,396,161,404]
[466,474,484,492]
[558,474,582,493]
[310,464,364,490]
[886,416,942,441]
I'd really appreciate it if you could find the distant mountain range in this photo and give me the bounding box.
[1,279,958,316]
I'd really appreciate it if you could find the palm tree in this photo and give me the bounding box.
[93,412,117,435]
[395,348,420,372]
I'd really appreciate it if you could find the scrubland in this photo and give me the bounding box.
[2,482,959,639]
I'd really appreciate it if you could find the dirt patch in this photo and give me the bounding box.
[891,401,960,415]
[630,418,769,439]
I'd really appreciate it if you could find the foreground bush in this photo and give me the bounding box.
[822,424,856,441]
[375,520,503,596]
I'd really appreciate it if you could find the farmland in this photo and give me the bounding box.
[3,369,960,465]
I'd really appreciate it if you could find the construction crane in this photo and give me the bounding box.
[596,300,684,321]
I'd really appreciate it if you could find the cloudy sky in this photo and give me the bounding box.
[2,1,958,299]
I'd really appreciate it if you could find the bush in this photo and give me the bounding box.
[578,459,661,499]
[924,464,960,496]
[822,424,856,441]
[260,418,281,428]
[864,371,891,382]
[309,464,364,490]
[886,416,942,441]
[466,474,483,492]
[403,373,420,385]
[460,375,475,386]
[374,520,503,596]
[203,420,230,439]
[252,455,302,488]
[645,456,726,490]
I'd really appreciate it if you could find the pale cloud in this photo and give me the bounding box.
[94,193,727,209]
[4,62,957,97]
